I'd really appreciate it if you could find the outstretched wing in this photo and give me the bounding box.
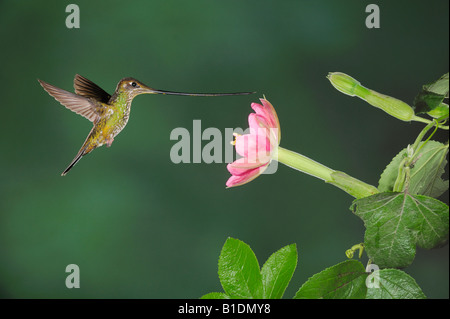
[38,79,102,122]
[74,74,111,103]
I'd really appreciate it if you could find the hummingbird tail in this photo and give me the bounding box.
[61,145,89,176]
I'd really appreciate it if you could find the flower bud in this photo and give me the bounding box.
[328,72,415,122]
[327,72,360,96]
[364,91,415,121]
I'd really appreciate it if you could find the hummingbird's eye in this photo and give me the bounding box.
[131,82,137,87]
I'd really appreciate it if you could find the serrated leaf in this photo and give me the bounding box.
[425,73,449,97]
[378,140,449,198]
[200,292,230,299]
[352,192,449,268]
[366,269,426,299]
[294,260,367,299]
[413,73,449,114]
[409,142,449,196]
[261,244,297,299]
[218,237,264,299]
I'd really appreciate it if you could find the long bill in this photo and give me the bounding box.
[142,86,254,97]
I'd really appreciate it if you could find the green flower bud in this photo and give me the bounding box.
[327,72,360,96]
[363,90,415,121]
[327,72,415,122]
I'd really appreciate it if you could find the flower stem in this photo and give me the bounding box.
[275,147,334,181]
[276,146,379,198]
[410,115,449,129]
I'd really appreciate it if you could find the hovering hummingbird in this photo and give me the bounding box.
[38,74,253,176]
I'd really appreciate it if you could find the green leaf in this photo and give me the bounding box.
[294,260,368,299]
[200,292,230,299]
[414,91,446,114]
[427,103,449,119]
[408,142,449,197]
[261,244,297,299]
[378,148,405,192]
[203,238,298,299]
[413,73,449,114]
[218,237,264,299]
[378,140,449,198]
[424,73,449,97]
[352,192,449,268]
[366,269,426,299]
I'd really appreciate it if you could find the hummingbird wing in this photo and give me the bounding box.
[38,79,103,123]
[73,74,111,103]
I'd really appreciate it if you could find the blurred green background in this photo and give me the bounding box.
[0,0,448,298]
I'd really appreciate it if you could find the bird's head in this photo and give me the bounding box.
[116,78,159,99]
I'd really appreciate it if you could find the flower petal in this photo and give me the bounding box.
[225,97,280,188]
[226,163,269,188]
[251,99,281,143]
[234,133,272,163]
[227,158,265,176]
[248,113,269,133]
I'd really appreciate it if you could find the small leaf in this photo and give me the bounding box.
[261,244,297,299]
[218,237,264,299]
[200,292,230,299]
[352,192,449,268]
[414,91,445,114]
[408,142,449,197]
[378,147,406,192]
[294,260,367,299]
[427,103,449,119]
[413,73,449,114]
[378,140,449,198]
[366,269,426,299]
[424,73,449,97]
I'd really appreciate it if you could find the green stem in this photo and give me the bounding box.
[392,119,439,192]
[410,119,438,161]
[393,157,407,192]
[412,115,449,129]
[411,115,433,125]
[276,147,379,199]
[275,147,334,181]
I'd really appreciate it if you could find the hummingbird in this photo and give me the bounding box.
[38,74,253,176]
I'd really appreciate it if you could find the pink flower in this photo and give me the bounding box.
[226,98,281,188]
